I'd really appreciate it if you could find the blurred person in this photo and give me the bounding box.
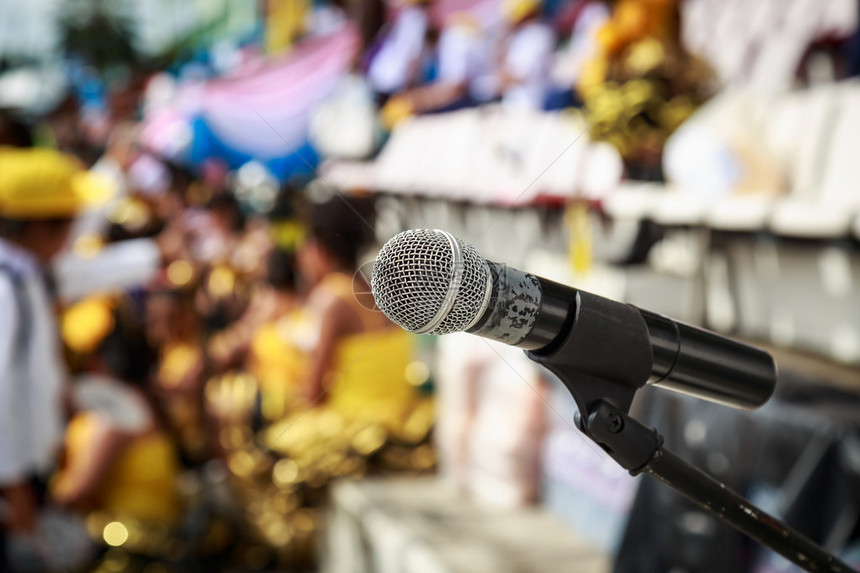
[491,0,557,110]
[43,95,99,165]
[0,106,184,327]
[127,153,172,199]
[52,157,189,307]
[207,197,434,568]
[211,248,301,373]
[0,148,111,570]
[545,0,610,108]
[221,188,307,383]
[243,248,309,422]
[199,158,231,199]
[381,12,492,125]
[294,195,418,430]
[207,247,304,437]
[185,192,245,265]
[576,0,682,97]
[52,298,182,526]
[54,234,166,304]
[152,162,195,222]
[73,121,140,241]
[146,284,210,464]
[366,0,432,101]
[88,121,139,203]
[194,193,251,332]
[232,214,277,284]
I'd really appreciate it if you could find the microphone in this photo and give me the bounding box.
[371,229,776,411]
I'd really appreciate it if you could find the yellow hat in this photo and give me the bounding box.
[502,0,541,23]
[0,147,114,220]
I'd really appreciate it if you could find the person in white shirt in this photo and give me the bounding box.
[367,0,431,98]
[497,0,557,110]
[0,147,111,569]
[557,1,610,86]
[384,12,493,117]
[71,121,139,242]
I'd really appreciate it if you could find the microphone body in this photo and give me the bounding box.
[371,229,777,411]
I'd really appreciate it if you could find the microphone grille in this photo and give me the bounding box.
[371,229,490,335]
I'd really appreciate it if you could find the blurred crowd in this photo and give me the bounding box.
[294,0,712,177]
[367,0,710,175]
[5,0,698,568]
[0,114,436,571]
[4,0,860,572]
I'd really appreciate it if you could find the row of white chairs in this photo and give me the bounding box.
[604,182,860,239]
[606,82,860,239]
[323,105,623,206]
[682,0,858,89]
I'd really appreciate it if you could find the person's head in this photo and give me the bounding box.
[144,288,199,346]
[104,121,140,170]
[266,247,299,294]
[0,147,112,263]
[167,161,195,200]
[297,194,375,285]
[99,311,154,388]
[207,192,245,235]
[0,112,33,148]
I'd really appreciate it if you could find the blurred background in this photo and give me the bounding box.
[1,0,860,571]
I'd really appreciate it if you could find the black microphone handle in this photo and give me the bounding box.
[640,309,776,410]
[467,262,777,411]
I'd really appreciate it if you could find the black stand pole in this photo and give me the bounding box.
[584,401,857,573]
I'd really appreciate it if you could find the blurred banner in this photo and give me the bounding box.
[141,25,359,179]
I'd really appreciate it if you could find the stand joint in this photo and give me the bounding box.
[585,401,663,476]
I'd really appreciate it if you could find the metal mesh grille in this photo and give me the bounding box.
[371,229,490,335]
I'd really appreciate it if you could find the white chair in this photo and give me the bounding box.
[602,181,666,222]
[769,82,860,238]
[707,86,839,231]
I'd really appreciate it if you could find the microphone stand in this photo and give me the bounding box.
[576,398,855,572]
[520,290,855,571]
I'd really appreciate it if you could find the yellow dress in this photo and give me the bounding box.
[317,272,418,431]
[53,413,181,525]
[250,308,314,422]
[252,272,418,431]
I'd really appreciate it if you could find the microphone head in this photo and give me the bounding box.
[371,229,491,335]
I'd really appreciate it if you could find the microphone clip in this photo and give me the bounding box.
[582,400,662,476]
